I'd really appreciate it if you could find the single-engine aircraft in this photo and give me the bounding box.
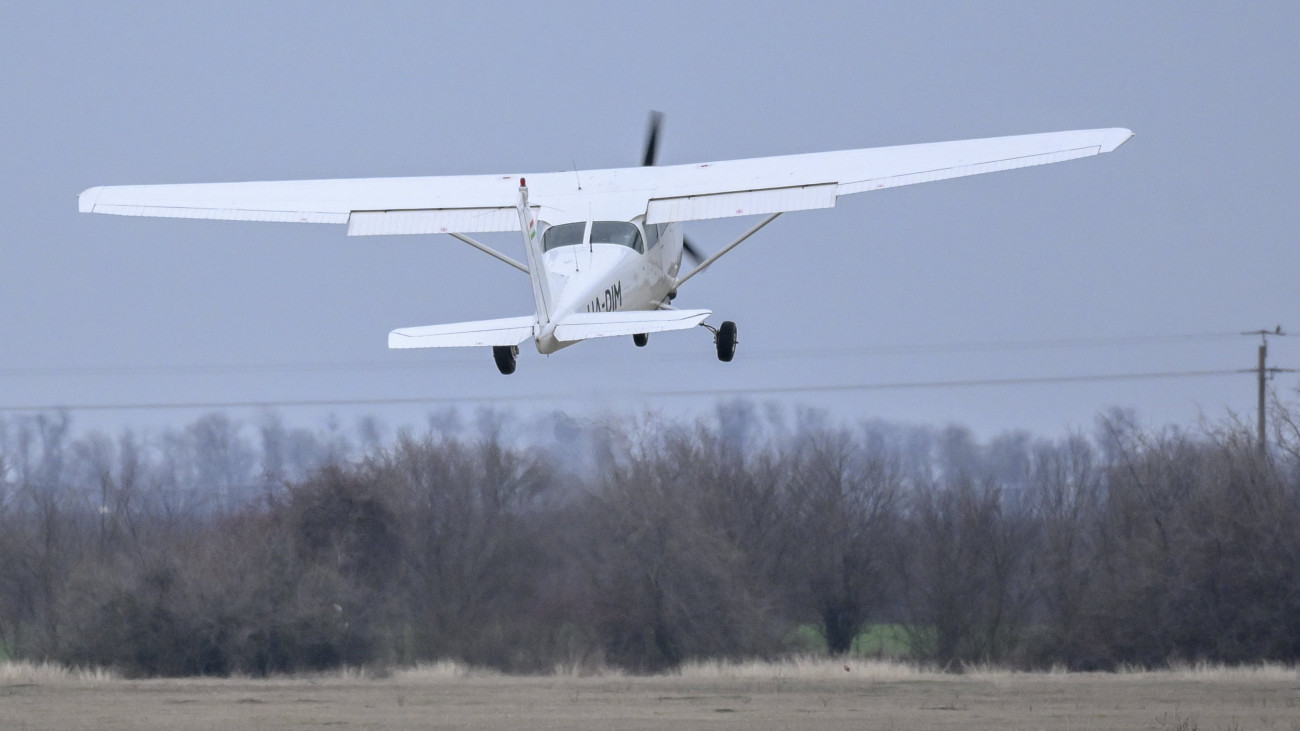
[79,115,1131,374]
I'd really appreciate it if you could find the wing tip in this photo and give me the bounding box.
[1101,128,1135,153]
[78,186,103,213]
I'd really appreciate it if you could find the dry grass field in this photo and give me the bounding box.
[2,659,1297,730]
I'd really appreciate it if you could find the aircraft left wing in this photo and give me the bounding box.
[641,128,1133,223]
[79,128,1132,231]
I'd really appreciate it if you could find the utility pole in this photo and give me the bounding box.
[1241,327,1293,461]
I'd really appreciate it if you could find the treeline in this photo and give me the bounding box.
[0,403,1298,676]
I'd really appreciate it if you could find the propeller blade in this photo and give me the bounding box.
[682,235,705,266]
[642,110,663,167]
[641,112,705,268]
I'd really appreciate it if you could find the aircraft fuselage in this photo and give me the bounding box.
[531,220,684,354]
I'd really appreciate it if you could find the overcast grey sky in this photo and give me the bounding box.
[2,0,1298,439]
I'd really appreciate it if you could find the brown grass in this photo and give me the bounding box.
[2,660,1297,730]
[0,660,117,686]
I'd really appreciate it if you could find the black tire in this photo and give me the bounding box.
[492,345,517,375]
[716,321,737,362]
[633,333,649,347]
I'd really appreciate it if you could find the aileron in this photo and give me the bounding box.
[88,203,347,224]
[836,145,1105,196]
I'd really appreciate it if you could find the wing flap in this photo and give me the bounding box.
[553,309,711,342]
[388,316,535,349]
[86,202,348,224]
[647,183,837,224]
[348,207,521,236]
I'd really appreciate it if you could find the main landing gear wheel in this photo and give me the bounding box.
[492,345,518,375]
[715,321,738,362]
[633,333,649,347]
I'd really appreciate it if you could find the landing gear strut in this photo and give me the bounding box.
[633,333,649,347]
[492,345,518,375]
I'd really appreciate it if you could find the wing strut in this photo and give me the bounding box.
[674,213,782,289]
[447,232,529,274]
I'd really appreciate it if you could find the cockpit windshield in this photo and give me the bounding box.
[542,222,585,252]
[542,221,644,253]
[590,222,643,253]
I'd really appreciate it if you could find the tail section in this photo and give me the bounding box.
[516,180,554,324]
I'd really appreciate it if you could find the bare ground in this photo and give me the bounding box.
[2,662,1298,730]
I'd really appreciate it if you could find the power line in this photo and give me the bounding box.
[0,331,1251,379]
[655,369,1245,396]
[760,331,1246,359]
[0,368,1247,413]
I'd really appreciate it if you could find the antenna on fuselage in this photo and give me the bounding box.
[571,159,582,190]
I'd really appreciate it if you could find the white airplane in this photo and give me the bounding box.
[79,116,1132,374]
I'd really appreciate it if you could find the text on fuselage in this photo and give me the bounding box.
[586,281,623,313]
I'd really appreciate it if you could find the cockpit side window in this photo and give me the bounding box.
[643,220,660,249]
[542,222,586,252]
[590,221,644,253]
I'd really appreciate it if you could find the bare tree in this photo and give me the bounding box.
[783,425,900,655]
[375,430,555,668]
[571,418,785,672]
[900,472,1034,666]
[1024,435,1104,666]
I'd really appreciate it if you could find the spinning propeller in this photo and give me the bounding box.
[642,111,705,266]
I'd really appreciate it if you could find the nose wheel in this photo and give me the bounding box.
[701,320,738,362]
[492,345,518,375]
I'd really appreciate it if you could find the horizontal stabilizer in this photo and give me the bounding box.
[554,309,711,342]
[388,316,535,349]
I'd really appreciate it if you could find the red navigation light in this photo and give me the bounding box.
[519,178,526,187]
